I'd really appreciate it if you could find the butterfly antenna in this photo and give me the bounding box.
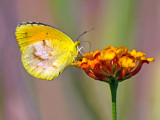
[76,28,95,41]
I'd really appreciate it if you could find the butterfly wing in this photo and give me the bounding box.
[15,22,79,80]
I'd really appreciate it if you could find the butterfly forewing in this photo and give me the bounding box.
[15,22,79,80]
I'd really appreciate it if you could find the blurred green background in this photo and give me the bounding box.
[0,0,159,120]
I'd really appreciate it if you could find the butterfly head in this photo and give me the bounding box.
[70,41,80,60]
[75,41,80,47]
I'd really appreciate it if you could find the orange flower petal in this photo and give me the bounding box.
[72,46,155,82]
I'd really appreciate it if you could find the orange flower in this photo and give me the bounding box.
[72,46,155,83]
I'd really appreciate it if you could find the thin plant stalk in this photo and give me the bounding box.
[109,81,118,120]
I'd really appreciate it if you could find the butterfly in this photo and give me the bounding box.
[15,22,80,80]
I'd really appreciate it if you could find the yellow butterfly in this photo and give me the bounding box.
[15,22,80,80]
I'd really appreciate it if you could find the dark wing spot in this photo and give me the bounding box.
[42,40,46,46]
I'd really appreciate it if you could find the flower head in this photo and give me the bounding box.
[72,46,155,83]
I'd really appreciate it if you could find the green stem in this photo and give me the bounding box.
[109,81,118,120]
